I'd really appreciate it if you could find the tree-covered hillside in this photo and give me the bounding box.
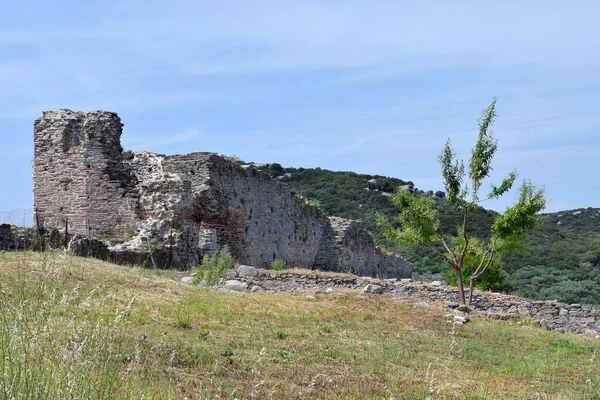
[260,164,600,304]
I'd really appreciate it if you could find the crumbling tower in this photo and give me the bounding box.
[33,109,137,238]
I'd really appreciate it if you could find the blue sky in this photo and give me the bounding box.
[1,0,599,215]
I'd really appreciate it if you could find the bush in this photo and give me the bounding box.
[194,246,237,286]
[271,259,286,271]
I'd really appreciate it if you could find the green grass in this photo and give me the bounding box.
[0,251,599,399]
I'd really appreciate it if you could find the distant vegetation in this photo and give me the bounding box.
[260,164,600,304]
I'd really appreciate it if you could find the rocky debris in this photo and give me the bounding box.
[325,288,333,294]
[0,224,33,251]
[181,276,195,285]
[237,265,258,278]
[451,315,470,324]
[224,269,600,335]
[306,295,316,300]
[416,302,430,308]
[224,280,248,292]
[223,271,237,280]
[431,280,442,287]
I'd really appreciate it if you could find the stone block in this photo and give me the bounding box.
[237,265,258,278]
[224,280,248,292]
[363,284,383,294]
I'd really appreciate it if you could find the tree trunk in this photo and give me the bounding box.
[468,278,475,308]
[455,267,466,305]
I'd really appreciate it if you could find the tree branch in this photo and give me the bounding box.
[471,251,495,280]
[437,232,458,268]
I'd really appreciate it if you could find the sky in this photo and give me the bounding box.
[1,0,599,218]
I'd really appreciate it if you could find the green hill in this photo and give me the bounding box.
[261,164,600,304]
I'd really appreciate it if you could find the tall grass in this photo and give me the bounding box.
[0,252,179,398]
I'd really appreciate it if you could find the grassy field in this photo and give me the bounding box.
[0,251,599,399]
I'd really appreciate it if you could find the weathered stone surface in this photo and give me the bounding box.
[363,284,384,294]
[224,280,248,292]
[237,265,258,278]
[32,110,412,279]
[181,276,195,285]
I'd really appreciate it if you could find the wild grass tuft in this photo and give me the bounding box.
[193,245,237,286]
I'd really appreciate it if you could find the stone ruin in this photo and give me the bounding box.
[32,109,412,278]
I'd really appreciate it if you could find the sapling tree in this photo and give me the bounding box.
[379,98,547,307]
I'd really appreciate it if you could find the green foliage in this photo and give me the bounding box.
[194,246,237,287]
[510,265,600,304]
[492,180,547,253]
[381,98,545,305]
[268,166,412,234]
[444,237,514,293]
[174,301,192,329]
[271,259,285,271]
[268,163,284,176]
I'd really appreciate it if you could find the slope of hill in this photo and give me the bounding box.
[505,208,600,303]
[0,252,598,398]
[261,164,600,303]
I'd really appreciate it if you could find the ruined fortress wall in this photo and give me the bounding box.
[329,217,412,278]
[32,110,411,278]
[163,153,334,268]
[33,110,137,238]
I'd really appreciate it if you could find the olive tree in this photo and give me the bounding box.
[379,98,546,307]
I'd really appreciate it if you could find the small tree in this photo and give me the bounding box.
[379,98,546,307]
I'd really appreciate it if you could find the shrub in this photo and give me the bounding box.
[271,259,285,271]
[194,246,237,286]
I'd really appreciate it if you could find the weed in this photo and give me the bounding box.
[271,259,285,271]
[275,331,289,340]
[194,246,237,286]
[175,301,192,329]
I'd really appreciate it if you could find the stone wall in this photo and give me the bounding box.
[0,224,33,251]
[226,269,600,335]
[32,110,411,278]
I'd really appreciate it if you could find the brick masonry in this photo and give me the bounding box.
[32,110,412,278]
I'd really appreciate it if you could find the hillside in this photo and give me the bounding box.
[261,164,600,303]
[1,251,599,398]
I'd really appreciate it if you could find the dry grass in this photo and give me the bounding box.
[0,251,599,399]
